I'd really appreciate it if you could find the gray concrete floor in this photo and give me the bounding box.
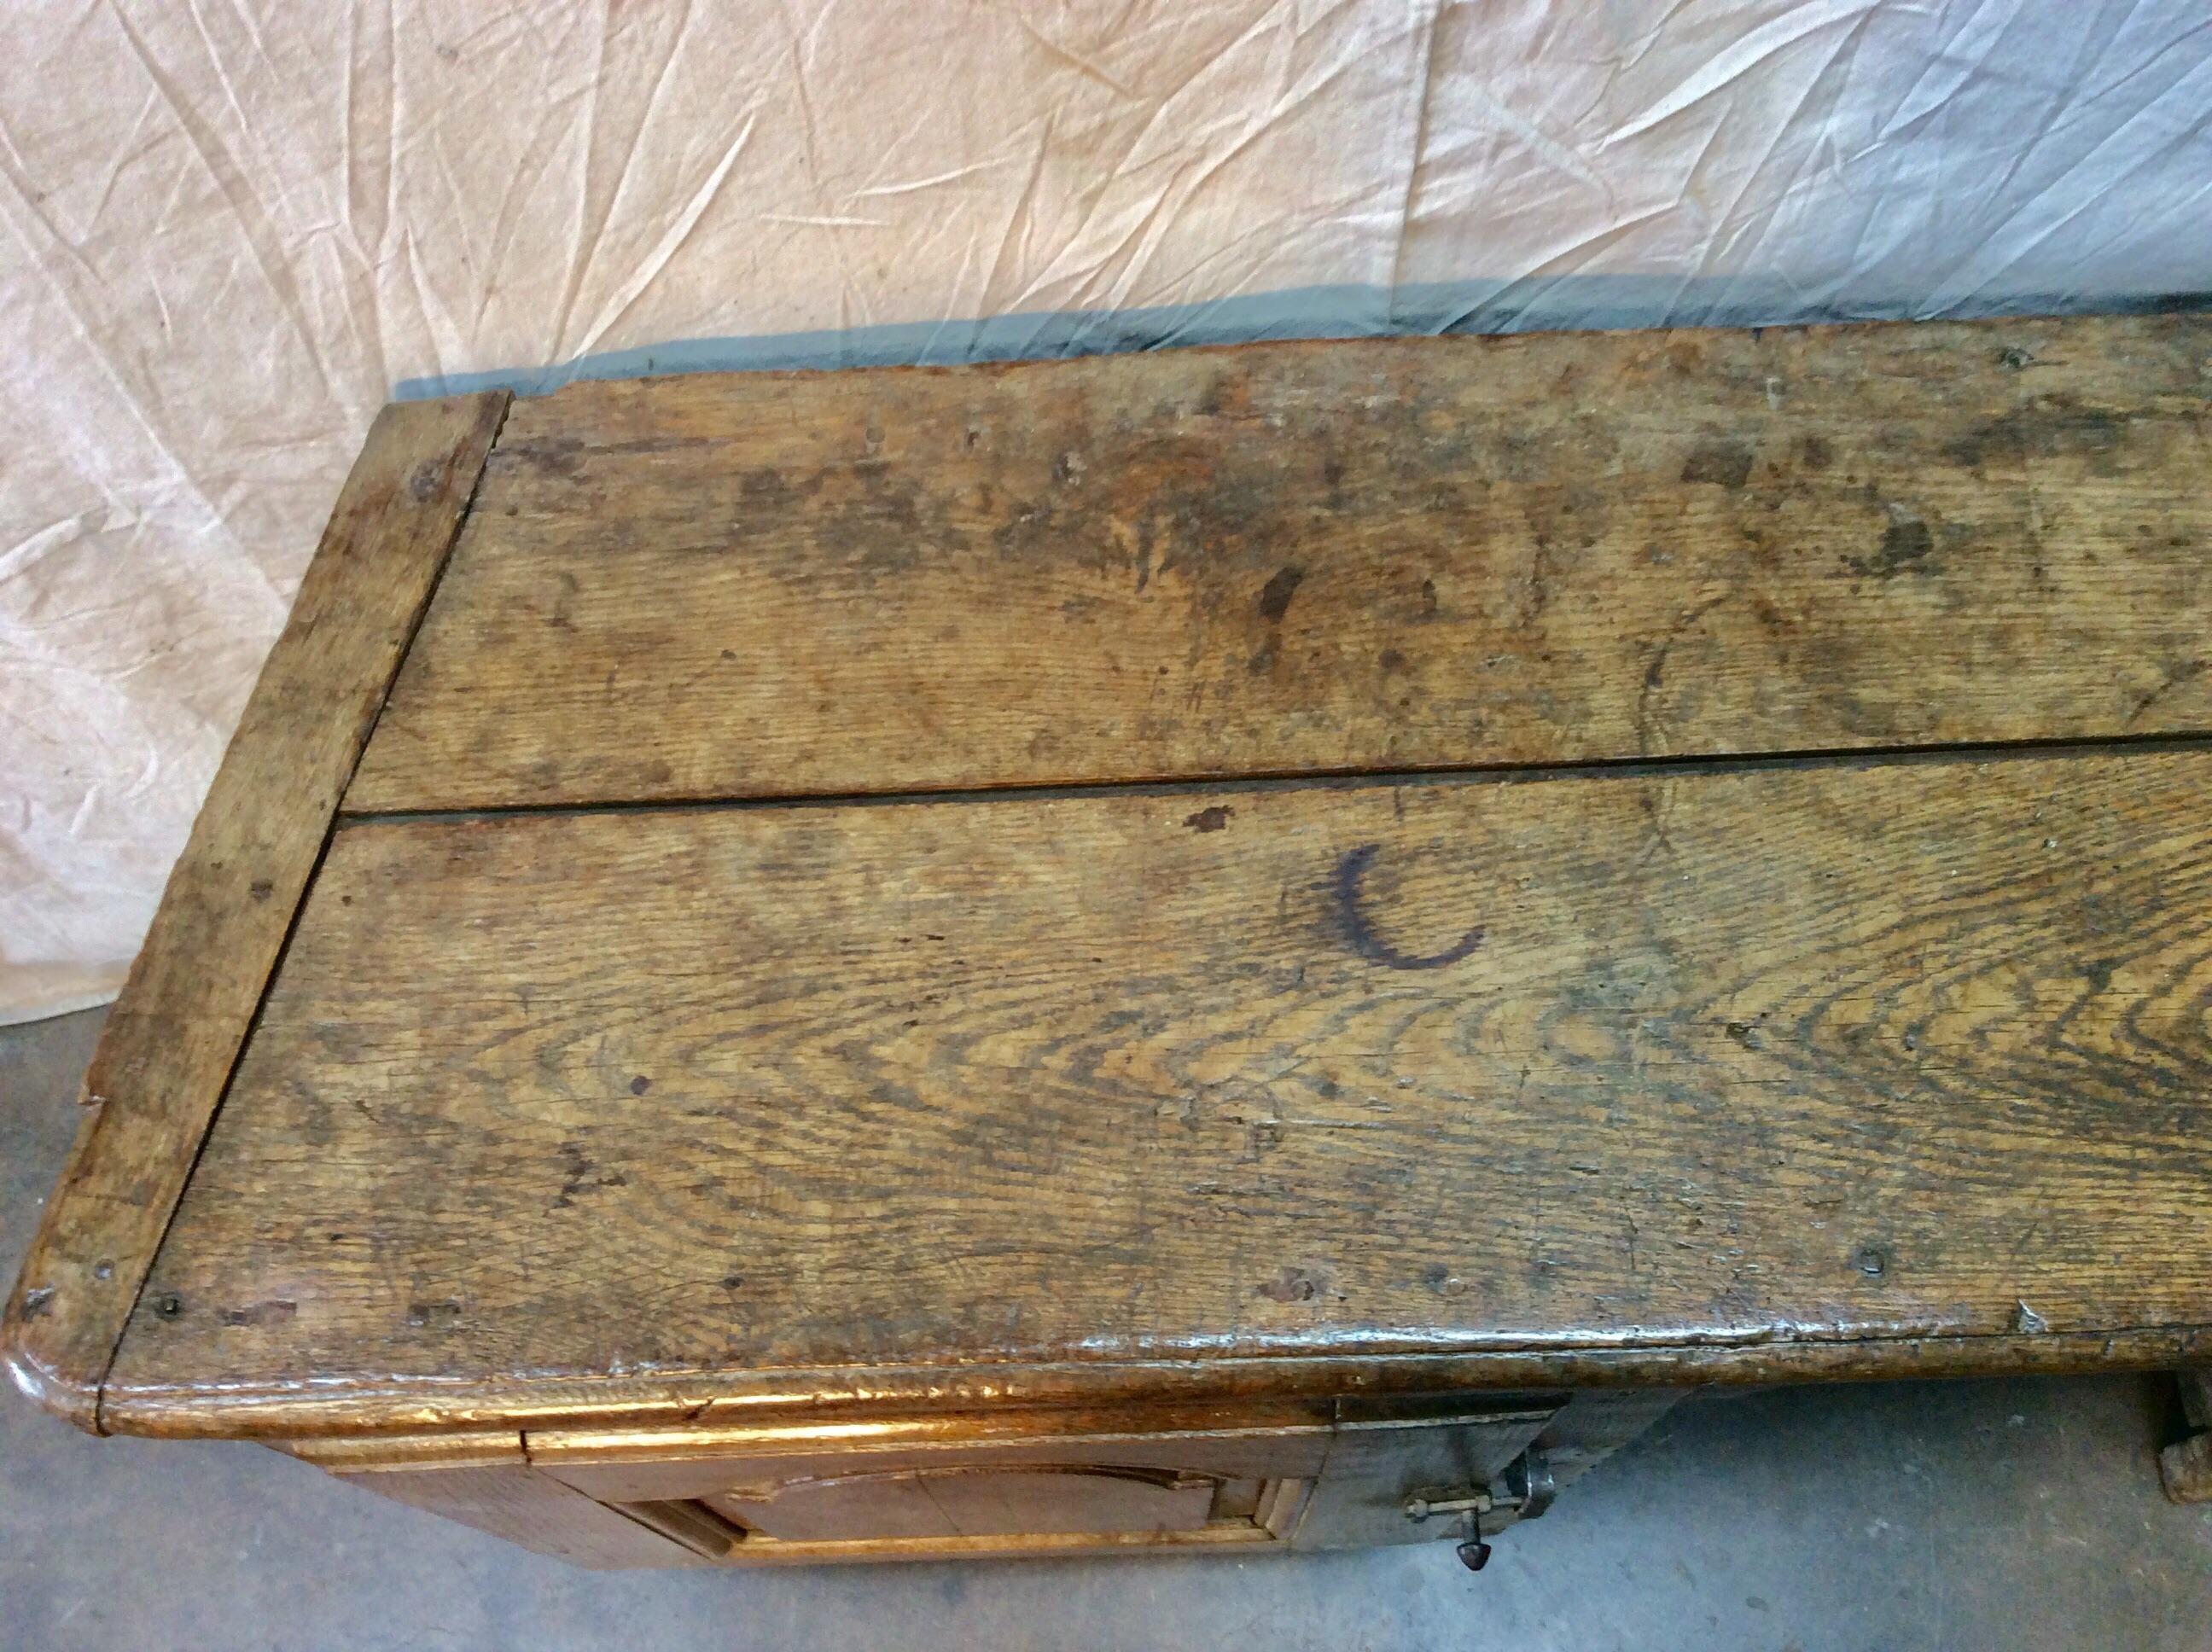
[4,1006,2209,1651]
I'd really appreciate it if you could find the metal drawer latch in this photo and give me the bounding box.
[1402,1448,1557,1572]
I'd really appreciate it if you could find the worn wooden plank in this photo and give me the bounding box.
[345,314,2212,815]
[0,393,509,1430]
[104,746,2212,1432]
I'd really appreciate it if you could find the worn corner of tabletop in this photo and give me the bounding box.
[3,387,511,1440]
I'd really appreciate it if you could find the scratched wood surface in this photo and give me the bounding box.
[345,313,2212,814]
[106,747,2212,1430]
[0,393,508,1430]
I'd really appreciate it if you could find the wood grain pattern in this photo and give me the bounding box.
[0,393,508,1430]
[105,746,2212,1432]
[346,314,2212,814]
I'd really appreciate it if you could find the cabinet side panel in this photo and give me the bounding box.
[335,1463,702,1568]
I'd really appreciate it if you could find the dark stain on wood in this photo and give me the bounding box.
[1183,806,1233,833]
[500,436,586,480]
[1330,843,1485,972]
[553,1141,627,1209]
[1680,438,1755,489]
[1946,400,2130,472]
[1848,516,1936,579]
[1256,565,1304,623]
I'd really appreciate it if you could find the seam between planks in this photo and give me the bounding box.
[332,727,2212,830]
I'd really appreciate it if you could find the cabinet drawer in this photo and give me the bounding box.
[535,1409,1328,1561]
[303,1389,1674,1568]
[527,1396,1575,1564]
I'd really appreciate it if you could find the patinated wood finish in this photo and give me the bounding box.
[9,314,2212,1566]
[103,745,2212,1434]
[348,314,2211,812]
[1,393,507,1428]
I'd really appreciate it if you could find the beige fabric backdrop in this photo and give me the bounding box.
[3,0,2208,1021]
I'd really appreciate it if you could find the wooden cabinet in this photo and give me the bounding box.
[11,313,2212,1568]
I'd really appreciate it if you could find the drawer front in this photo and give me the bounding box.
[536,1416,1330,1562]
[527,1397,1579,1564]
[300,1389,1678,1567]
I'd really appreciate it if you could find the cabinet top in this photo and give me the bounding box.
[13,313,2212,1440]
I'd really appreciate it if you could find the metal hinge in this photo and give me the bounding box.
[1402,1447,1558,1572]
